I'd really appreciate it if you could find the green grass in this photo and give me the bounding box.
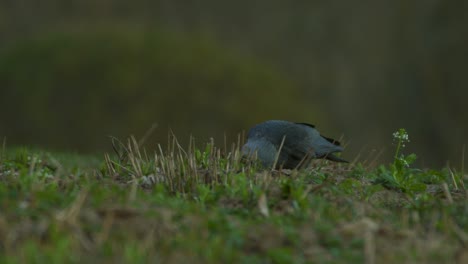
[0,134,467,264]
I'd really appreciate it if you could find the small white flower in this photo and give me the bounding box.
[393,129,410,143]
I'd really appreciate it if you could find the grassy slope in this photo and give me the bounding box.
[0,139,467,264]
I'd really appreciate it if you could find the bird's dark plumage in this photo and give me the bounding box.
[242,120,347,169]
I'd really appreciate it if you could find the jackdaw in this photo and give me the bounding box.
[242,120,347,169]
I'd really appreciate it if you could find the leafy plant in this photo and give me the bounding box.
[373,129,426,194]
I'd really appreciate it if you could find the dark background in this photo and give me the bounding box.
[1,0,467,167]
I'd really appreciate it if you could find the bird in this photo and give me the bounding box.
[242,120,347,169]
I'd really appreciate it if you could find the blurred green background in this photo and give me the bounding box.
[0,0,467,167]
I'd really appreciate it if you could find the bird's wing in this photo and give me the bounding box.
[282,128,318,168]
[321,135,342,146]
[280,142,315,169]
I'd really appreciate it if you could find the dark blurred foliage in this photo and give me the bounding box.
[0,0,467,166]
[0,29,310,151]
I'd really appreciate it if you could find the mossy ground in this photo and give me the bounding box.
[0,138,467,263]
